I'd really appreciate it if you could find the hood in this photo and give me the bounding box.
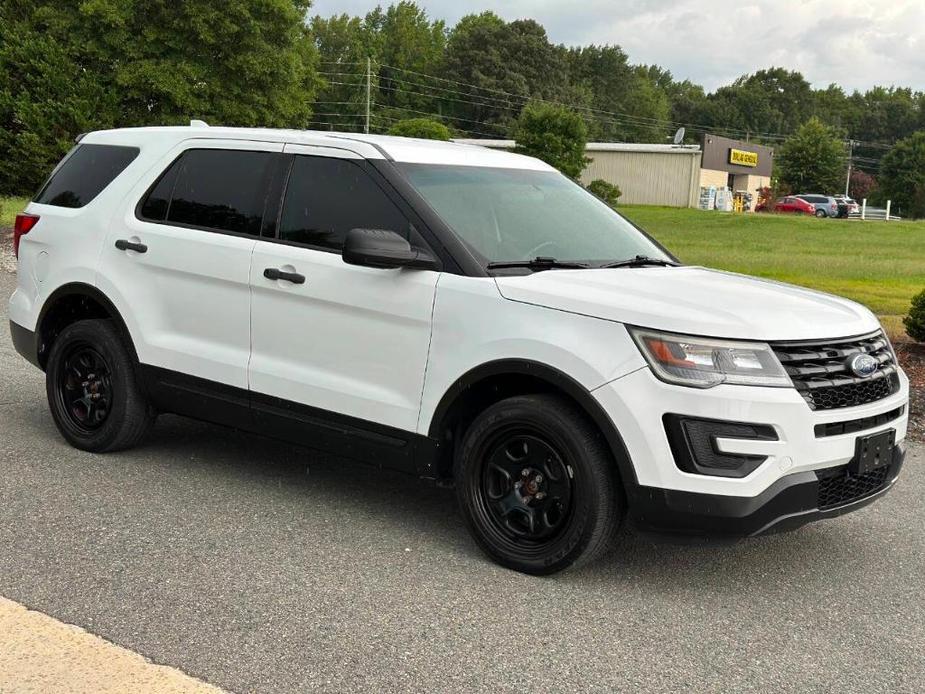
[494,266,880,341]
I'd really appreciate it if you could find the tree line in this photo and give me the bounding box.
[3,1,925,214]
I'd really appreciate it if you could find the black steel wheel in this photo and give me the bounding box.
[46,319,154,452]
[55,344,113,433]
[455,394,622,575]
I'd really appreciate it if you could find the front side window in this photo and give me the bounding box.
[398,164,670,268]
[35,144,139,208]
[279,156,410,252]
[140,149,275,235]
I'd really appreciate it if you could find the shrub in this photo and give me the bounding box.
[387,118,451,141]
[904,289,925,342]
[587,179,621,206]
[514,102,589,179]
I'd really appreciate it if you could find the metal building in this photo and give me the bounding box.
[454,140,702,207]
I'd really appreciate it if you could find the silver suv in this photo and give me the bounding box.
[796,194,839,218]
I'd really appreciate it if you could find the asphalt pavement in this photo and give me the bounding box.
[1,270,923,693]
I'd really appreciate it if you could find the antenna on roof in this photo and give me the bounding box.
[189,119,209,128]
[672,127,685,145]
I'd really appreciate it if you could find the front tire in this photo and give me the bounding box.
[454,394,622,575]
[46,319,155,452]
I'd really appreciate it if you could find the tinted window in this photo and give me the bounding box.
[279,156,410,251]
[139,160,181,221]
[161,149,275,235]
[35,144,139,208]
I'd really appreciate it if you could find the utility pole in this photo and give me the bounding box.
[365,57,371,135]
[845,139,856,197]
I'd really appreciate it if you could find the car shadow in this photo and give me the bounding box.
[14,403,873,588]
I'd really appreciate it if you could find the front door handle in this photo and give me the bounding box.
[115,239,148,253]
[264,267,305,284]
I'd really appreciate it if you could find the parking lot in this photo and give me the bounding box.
[1,269,923,693]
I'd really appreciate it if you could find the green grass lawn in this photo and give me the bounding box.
[0,196,30,229]
[620,205,925,339]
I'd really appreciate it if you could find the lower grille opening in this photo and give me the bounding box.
[814,405,906,438]
[817,466,891,510]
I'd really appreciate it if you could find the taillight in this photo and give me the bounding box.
[13,213,39,258]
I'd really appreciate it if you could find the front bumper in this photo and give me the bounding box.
[593,366,909,535]
[632,442,904,536]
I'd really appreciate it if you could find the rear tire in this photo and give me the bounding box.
[46,319,154,452]
[815,209,827,218]
[454,394,622,575]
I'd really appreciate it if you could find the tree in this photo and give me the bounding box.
[372,2,446,113]
[848,169,877,201]
[568,48,671,142]
[1,0,320,194]
[587,179,622,206]
[776,117,846,193]
[514,102,589,179]
[905,289,925,343]
[442,13,571,136]
[879,131,925,218]
[388,118,451,140]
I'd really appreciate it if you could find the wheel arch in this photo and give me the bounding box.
[35,282,138,370]
[426,359,639,491]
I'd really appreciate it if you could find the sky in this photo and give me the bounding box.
[309,0,925,93]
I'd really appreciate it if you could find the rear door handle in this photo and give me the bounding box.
[264,267,305,284]
[115,239,147,253]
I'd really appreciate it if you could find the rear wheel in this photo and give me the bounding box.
[815,209,827,217]
[46,319,154,452]
[454,394,621,575]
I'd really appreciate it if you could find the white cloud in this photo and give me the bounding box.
[309,0,925,92]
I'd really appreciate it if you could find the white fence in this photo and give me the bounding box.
[853,199,902,221]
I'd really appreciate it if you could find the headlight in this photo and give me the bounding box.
[629,328,791,389]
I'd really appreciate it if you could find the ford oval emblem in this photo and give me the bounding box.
[848,353,879,378]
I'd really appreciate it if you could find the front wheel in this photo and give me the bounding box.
[454,394,622,575]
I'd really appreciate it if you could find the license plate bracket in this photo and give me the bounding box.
[852,429,895,475]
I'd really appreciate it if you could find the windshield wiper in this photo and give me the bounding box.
[487,256,591,271]
[599,255,679,269]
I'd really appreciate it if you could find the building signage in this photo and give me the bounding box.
[729,148,759,167]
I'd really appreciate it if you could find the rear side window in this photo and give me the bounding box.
[279,156,409,251]
[140,149,275,235]
[35,144,139,208]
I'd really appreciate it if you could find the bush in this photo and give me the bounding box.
[587,179,621,206]
[514,102,589,179]
[387,118,451,141]
[904,289,925,342]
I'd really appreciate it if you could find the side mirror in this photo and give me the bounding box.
[342,228,438,270]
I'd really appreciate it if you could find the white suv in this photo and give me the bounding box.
[8,124,909,574]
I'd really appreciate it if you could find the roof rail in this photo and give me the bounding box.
[189,119,209,128]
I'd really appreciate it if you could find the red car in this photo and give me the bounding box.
[755,196,815,214]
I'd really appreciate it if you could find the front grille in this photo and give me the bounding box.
[817,466,891,510]
[771,331,900,410]
[814,405,905,438]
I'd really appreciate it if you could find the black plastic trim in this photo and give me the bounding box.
[139,365,436,475]
[630,442,905,537]
[815,405,906,438]
[663,414,778,478]
[9,321,40,369]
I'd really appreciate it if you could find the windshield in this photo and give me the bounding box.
[398,164,672,269]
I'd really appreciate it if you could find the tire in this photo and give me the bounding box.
[46,319,155,452]
[815,209,827,218]
[454,394,622,575]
